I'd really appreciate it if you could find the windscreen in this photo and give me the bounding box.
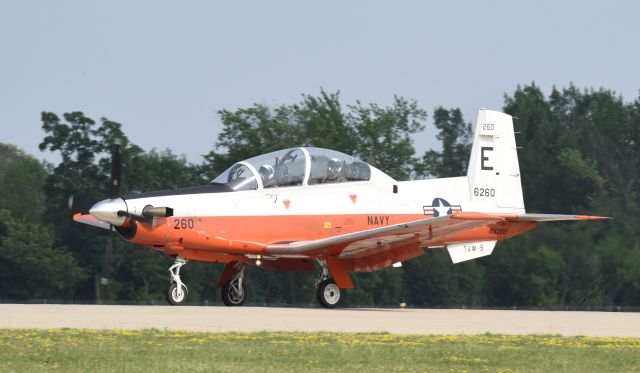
[211,163,258,191]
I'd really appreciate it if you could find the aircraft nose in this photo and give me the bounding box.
[89,198,128,226]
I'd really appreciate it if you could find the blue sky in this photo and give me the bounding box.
[1,1,639,165]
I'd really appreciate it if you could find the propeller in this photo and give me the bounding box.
[98,140,123,301]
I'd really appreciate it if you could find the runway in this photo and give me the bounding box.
[1,304,639,337]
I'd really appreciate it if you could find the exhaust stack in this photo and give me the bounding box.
[142,206,174,218]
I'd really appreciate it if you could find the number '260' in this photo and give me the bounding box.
[174,218,194,229]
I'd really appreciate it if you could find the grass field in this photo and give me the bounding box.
[1,329,639,372]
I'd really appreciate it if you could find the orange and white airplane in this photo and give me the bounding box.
[74,109,607,308]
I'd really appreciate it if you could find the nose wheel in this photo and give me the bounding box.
[166,257,188,305]
[167,282,188,305]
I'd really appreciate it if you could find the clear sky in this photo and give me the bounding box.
[1,1,639,165]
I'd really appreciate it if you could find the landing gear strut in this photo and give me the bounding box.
[221,263,247,306]
[316,260,341,308]
[166,257,188,305]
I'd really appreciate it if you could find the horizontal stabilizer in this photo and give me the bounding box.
[447,240,497,263]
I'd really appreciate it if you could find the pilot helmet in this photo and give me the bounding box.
[327,157,343,179]
[259,164,275,184]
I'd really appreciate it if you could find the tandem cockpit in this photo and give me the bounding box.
[211,147,374,191]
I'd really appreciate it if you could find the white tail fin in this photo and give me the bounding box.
[467,109,524,211]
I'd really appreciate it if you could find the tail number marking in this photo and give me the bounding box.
[479,122,496,136]
[481,146,493,170]
[174,218,195,229]
[474,188,496,197]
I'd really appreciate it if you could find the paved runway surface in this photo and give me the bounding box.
[1,304,638,337]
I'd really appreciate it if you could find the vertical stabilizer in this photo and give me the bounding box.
[467,109,524,210]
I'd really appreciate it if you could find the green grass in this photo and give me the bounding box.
[1,329,639,372]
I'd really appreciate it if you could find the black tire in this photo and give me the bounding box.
[221,279,247,306]
[166,282,187,305]
[317,279,341,308]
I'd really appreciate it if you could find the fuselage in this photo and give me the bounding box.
[108,172,531,265]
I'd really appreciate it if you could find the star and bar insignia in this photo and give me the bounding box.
[423,197,462,217]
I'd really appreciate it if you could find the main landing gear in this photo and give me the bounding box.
[221,263,246,306]
[166,256,188,305]
[316,260,342,308]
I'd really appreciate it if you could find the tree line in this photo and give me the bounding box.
[0,84,637,308]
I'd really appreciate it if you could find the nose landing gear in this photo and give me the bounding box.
[166,257,188,305]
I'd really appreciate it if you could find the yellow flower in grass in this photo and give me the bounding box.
[441,355,489,364]
[114,329,141,337]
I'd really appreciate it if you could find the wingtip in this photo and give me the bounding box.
[575,215,611,220]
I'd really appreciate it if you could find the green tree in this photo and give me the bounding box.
[0,209,86,299]
[0,143,29,175]
[419,107,472,178]
[494,83,637,308]
[204,90,426,181]
[0,144,48,221]
[295,91,353,152]
[348,96,426,180]
[203,104,301,179]
[125,148,206,192]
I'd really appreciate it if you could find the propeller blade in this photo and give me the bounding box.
[110,142,122,198]
[68,194,94,215]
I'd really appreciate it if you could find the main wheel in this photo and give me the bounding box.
[166,282,188,305]
[222,279,247,306]
[317,279,341,308]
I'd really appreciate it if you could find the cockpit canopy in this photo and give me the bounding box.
[211,147,371,191]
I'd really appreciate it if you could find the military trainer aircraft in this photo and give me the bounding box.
[74,109,607,308]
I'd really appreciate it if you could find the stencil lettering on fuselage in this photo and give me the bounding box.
[367,215,390,226]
